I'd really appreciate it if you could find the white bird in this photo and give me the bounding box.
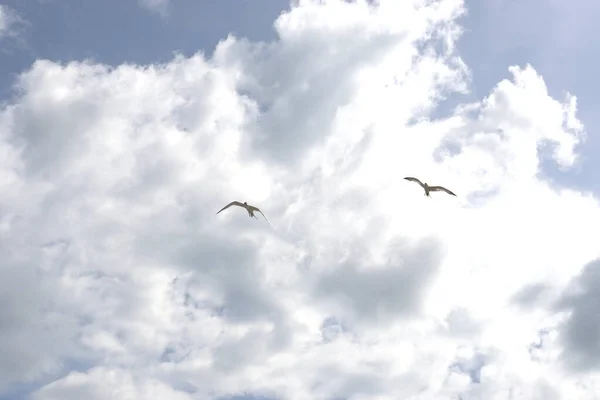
[216,201,273,226]
[404,177,456,197]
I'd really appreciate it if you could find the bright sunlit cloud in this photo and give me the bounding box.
[1,0,600,399]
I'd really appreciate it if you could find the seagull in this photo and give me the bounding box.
[404,177,456,197]
[216,201,273,226]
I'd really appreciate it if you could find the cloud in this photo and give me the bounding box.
[510,282,553,310]
[31,367,194,400]
[314,236,444,326]
[555,259,600,373]
[1,0,600,398]
[0,5,26,43]
[137,0,170,17]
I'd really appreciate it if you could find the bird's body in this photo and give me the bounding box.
[217,201,273,226]
[403,177,456,197]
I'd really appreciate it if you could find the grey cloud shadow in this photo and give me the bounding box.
[128,218,295,379]
[510,282,553,311]
[137,225,281,323]
[553,258,600,372]
[313,235,444,326]
[0,255,82,394]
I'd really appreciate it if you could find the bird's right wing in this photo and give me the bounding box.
[216,201,244,214]
[403,177,424,187]
[254,208,274,228]
[429,186,456,196]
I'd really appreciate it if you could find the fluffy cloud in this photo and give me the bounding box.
[1,0,599,399]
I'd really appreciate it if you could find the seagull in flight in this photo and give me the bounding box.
[216,201,273,226]
[404,177,456,197]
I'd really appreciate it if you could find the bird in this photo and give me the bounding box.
[216,201,273,226]
[404,177,456,197]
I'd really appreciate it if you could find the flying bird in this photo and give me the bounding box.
[404,177,456,197]
[216,201,273,226]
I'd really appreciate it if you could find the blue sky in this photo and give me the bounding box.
[1,1,600,399]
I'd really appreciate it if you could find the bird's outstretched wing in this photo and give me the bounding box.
[429,186,456,196]
[217,201,244,214]
[249,206,273,228]
[404,176,425,188]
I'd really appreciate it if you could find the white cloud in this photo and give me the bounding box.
[0,5,25,42]
[1,0,600,399]
[31,367,194,400]
[137,0,169,16]
[0,6,11,37]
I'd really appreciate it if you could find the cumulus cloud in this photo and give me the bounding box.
[1,0,600,399]
[554,259,600,373]
[31,367,194,400]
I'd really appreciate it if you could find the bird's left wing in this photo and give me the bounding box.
[429,186,456,196]
[216,201,244,214]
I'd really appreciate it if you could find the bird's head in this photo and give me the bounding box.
[243,202,247,205]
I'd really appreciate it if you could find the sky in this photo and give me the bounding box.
[1,0,600,399]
